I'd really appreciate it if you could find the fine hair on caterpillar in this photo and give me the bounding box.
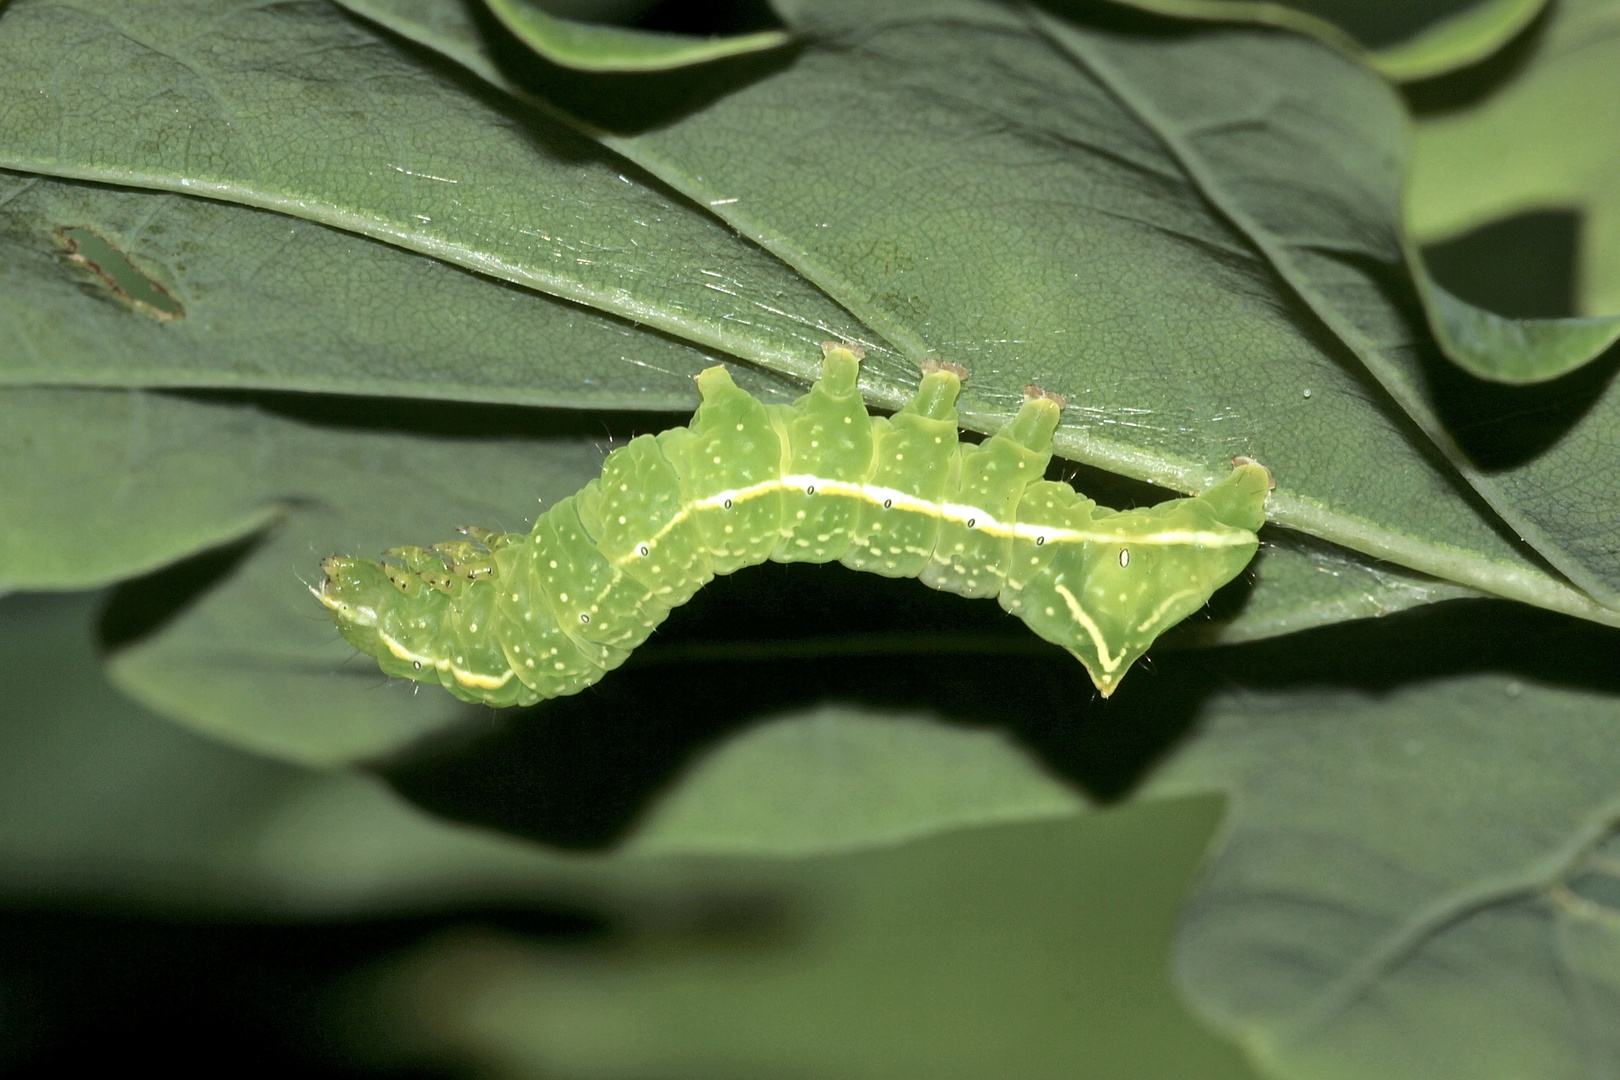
[315,344,1270,705]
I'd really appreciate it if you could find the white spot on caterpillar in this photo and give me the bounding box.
[618,516,627,524]
[469,623,478,632]
[550,560,558,568]
[559,593,569,602]
[1119,548,1130,568]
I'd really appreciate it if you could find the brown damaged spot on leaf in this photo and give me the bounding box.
[58,226,184,320]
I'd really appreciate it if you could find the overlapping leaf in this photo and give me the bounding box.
[481,0,791,72]
[4,384,1470,763]
[0,0,882,384]
[604,0,1617,614]
[343,801,1255,1080]
[1409,0,1620,318]
[2,387,620,763]
[1142,605,1620,1080]
[1094,0,1548,82]
[0,591,1099,889]
[0,0,1607,625]
[1027,7,1620,604]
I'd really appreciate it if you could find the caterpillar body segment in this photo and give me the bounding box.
[316,344,1268,703]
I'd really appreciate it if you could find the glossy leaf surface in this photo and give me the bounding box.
[0,0,1607,627]
[0,170,801,408]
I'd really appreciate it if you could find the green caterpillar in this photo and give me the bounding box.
[316,345,1269,704]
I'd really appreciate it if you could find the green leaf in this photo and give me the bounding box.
[1027,8,1620,604]
[3,589,1071,878]
[6,385,1465,762]
[2,387,618,763]
[1,590,1255,1071]
[0,590,582,912]
[0,0,879,383]
[625,705,1088,856]
[0,170,801,408]
[1145,639,1620,1078]
[1089,0,1549,82]
[341,800,1261,1080]
[3,0,1606,626]
[1408,0,1620,318]
[1037,4,1620,389]
[601,0,1617,618]
[1,387,287,591]
[480,0,791,72]
[1366,0,1547,81]
[1168,531,1483,648]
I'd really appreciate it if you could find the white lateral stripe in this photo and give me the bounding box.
[630,474,1255,556]
[374,628,517,689]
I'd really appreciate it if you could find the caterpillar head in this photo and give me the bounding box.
[312,556,393,657]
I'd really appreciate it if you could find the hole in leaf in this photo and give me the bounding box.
[59,226,184,319]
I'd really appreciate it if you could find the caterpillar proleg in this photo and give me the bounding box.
[315,345,1269,703]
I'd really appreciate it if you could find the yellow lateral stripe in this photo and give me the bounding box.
[1053,583,1128,674]
[317,587,517,690]
[1135,586,1206,636]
